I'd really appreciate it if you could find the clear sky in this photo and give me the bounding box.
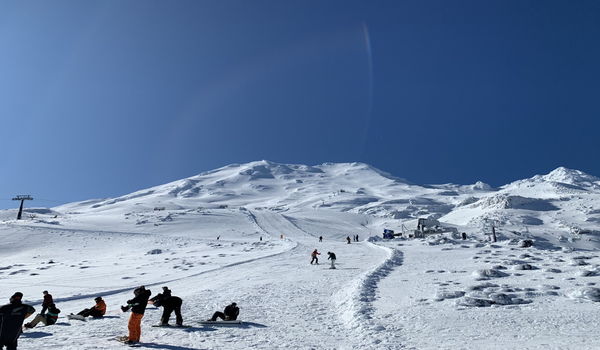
[1,0,600,209]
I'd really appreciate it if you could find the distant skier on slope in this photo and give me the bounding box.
[319,236,323,242]
[150,287,183,326]
[0,292,35,349]
[208,302,239,321]
[310,249,321,265]
[24,303,60,329]
[327,252,337,269]
[120,286,151,346]
[346,236,351,244]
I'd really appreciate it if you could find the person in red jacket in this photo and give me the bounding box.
[310,249,320,265]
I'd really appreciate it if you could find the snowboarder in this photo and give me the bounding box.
[40,290,53,315]
[310,249,320,265]
[319,236,323,242]
[120,286,151,346]
[346,236,351,244]
[160,286,172,299]
[74,297,106,318]
[0,292,35,349]
[327,252,337,269]
[150,288,183,326]
[24,303,60,328]
[208,302,239,321]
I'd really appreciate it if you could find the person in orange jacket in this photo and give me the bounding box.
[310,249,320,265]
[76,297,106,318]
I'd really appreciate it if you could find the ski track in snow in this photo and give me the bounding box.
[335,243,405,348]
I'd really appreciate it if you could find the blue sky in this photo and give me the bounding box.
[1,0,600,209]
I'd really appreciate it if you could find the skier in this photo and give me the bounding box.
[310,249,320,265]
[208,302,239,321]
[356,234,359,242]
[40,291,53,315]
[150,288,183,326]
[120,286,151,345]
[461,232,467,240]
[319,236,323,242]
[346,236,351,244]
[24,303,60,328]
[0,292,35,349]
[327,252,337,269]
[74,297,106,318]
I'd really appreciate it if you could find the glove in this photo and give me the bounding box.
[121,305,131,312]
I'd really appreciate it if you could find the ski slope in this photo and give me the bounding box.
[1,161,600,349]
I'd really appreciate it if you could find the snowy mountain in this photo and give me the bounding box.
[1,161,600,349]
[46,161,600,246]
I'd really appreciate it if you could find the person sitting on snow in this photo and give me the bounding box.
[208,302,239,321]
[74,297,106,318]
[24,303,60,328]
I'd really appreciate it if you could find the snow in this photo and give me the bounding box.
[1,161,600,349]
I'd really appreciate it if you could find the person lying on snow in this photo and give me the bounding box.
[149,287,183,326]
[24,303,60,328]
[74,297,106,318]
[208,302,239,321]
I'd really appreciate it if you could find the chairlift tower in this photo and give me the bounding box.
[12,195,33,220]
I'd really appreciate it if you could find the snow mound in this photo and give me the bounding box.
[472,269,509,280]
[568,287,600,302]
[474,194,559,211]
[434,290,466,301]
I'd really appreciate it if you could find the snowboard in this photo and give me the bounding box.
[112,336,141,347]
[67,314,86,321]
[199,320,242,326]
[151,324,192,328]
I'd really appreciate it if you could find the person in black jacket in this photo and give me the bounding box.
[150,288,183,326]
[0,292,35,350]
[208,302,239,321]
[120,286,151,345]
[24,304,60,328]
[327,251,337,269]
[40,291,53,315]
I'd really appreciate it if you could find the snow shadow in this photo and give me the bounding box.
[20,331,52,339]
[237,321,267,328]
[137,343,201,350]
